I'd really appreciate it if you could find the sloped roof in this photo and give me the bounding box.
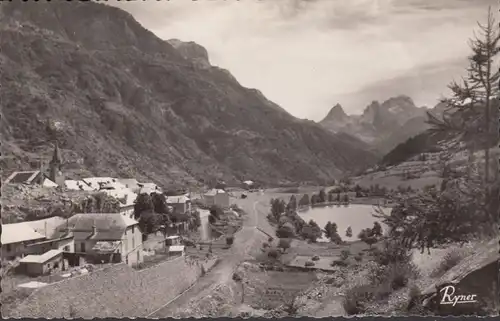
[42,178,58,188]
[54,213,138,241]
[26,216,67,239]
[165,195,190,204]
[64,180,93,191]
[2,222,47,245]
[139,186,161,195]
[117,178,140,190]
[103,188,137,207]
[4,171,41,185]
[92,241,121,253]
[204,189,226,196]
[82,177,115,190]
[168,245,185,252]
[20,250,62,264]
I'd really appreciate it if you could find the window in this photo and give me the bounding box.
[6,244,11,252]
[63,245,70,252]
[81,243,86,253]
[132,235,135,249]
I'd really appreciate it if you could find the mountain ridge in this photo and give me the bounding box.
[319,95,442,154]
[0,0,377,187]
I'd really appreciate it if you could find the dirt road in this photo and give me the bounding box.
[148,193,274,317]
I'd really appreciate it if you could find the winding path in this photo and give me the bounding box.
[148,194,273,317]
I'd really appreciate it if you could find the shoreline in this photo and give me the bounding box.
[297,198,394,212]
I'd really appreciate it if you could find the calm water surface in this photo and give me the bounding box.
[298,204,392,242]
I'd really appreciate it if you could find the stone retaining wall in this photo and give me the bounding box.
[6,257,218,318]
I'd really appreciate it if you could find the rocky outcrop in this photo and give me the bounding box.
[319,95,435,154]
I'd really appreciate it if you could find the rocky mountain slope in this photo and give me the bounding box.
[0,1,377,187]
[319,96,444,154]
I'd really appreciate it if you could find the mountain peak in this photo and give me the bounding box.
[322,103,348,122]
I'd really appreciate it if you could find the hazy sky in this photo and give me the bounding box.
[113,0,497,120]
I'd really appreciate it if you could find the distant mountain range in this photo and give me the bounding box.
[319,96,447,155]
[0,0,377,187]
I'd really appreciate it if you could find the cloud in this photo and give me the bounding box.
[112,0,498,120]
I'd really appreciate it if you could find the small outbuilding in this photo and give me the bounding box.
[165,235,181,246]
[19,249,64,276]
[168,245,185,257]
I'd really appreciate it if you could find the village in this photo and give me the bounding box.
[1,142,252,317]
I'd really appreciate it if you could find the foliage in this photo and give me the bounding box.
[298,194,310,207]
[226,235,234,246]
[318,189,327,203]
[342,284,376,315]
[354,255,362,262]
[345,226,353,238]
[276,225,295,238]
[330,260,348,267]
[270,198,286,222]
[311,255,320,261]
[137,210,161,234]
[374,176,497,253]
[324,221,338,239]
[286,195,297,212]
[372,240,413,266]
[210,205,224,219]
[358,228,378,248]
[189,210,201,230]
[278,238,291,252]
[343,194,350,203]
[151,193,169,214]
[310,194,320,205]
[268,249,279,259]
[300,220,322,242]
[371,222,383,237]
[430,248,467,278]
[340,250,350,261]
[304,261,315,267]
[133,193,154,220]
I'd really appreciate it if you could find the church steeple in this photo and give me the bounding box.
[50,140,62,169]
[49,141,63,184]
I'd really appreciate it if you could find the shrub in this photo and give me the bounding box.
[305,261,315,267]
[341,250,350,260]
[311,255,320,261]
[330,260,348,267]
[268,249,279,259]
[354,255,362,262]
[232,272,242,282]
[268,236,274,243]
[278,238,291,252]
[226,235,234,246]
[430,249,465,278]
[373,241,412,266]
[276,225,295,238]
[342,284,376,315]
[262,242,270,248]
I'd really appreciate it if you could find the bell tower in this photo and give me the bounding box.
[49,140,64,186]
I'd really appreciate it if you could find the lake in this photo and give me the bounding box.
[298,204,392,242]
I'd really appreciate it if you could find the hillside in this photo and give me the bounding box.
[0,1,377,187]
[319,96,445,154]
